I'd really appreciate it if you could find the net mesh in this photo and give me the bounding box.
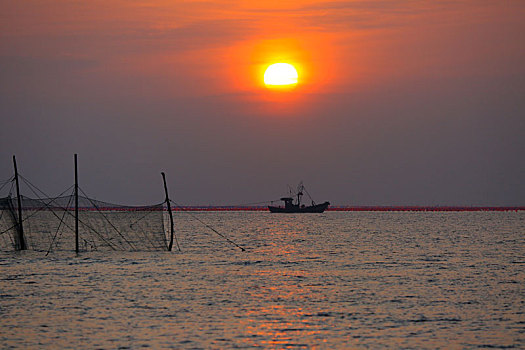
[0,195,169,252]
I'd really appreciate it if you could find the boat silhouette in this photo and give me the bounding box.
[268,182,330,213]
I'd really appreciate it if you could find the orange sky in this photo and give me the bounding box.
[1,0,524,205]
[4,1,522,95]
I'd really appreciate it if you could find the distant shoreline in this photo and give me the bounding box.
[171,206,524,212]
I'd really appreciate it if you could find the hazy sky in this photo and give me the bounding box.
[1,0,524,206]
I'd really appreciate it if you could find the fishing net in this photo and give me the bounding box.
[0,195,169,252]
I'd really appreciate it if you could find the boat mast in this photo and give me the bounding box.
[12,155,27,250]
[297,181,304,206]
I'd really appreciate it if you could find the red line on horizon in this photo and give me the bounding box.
[169,206,524,212]
[19,206,524,212]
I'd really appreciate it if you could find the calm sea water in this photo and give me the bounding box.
[1,211,523,349]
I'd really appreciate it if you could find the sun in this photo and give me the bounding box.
[264,63,298,87]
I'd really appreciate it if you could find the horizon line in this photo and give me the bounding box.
[169,206,524,212]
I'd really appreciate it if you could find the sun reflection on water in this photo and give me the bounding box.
[0,212,522,348]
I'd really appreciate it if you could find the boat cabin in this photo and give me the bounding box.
[280,197,296,209]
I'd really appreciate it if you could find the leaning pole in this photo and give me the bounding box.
[161,172,179,251]
[12,155,27,250]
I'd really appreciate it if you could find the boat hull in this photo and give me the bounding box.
[268,201,330,213]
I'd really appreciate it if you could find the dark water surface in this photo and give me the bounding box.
[1,212,523,349]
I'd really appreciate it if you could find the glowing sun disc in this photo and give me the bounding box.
[264,63,298,86]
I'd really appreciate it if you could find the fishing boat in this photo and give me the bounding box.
[268,182,330,213]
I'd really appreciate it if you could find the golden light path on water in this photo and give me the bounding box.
[0,211,523,348]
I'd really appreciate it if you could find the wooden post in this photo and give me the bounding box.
[75,154,79,253]
[161,172,179,251]
[12,156,27,250]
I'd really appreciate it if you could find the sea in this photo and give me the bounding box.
[0,211,523,349]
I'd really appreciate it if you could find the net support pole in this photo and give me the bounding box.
[74,154,79,254]
[13,155,27,250]
[161,172,179,251]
